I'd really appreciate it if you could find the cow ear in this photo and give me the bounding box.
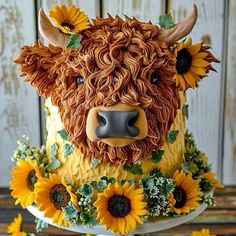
[14,40,62,97]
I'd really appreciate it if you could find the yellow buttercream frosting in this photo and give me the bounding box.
[45,93,186,187]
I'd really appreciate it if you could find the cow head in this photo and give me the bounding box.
[15,5,199,165]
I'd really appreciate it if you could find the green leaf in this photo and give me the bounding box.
[64,202,78,218]
[182,104,189,119]
[100,176,109,183]
[123,163,143,175]
[167,130,179,143]
[100,176,116,184]
[149,168,163,178]
[47,143,60,170]
[90,181,97,188]
[91,159,100,168]
[50,143,58,157]
[79,184,93,196]
[141,176,153,190]
[128,178,135,184]
[63,202,80,225]
[109,177,116,184]
[80,213,97,226]
[86,216,97,226]
[47,157,60,170]
[80,212,89,222]
[43,105,50,117]
[91,179,107,192]
[57,129,69,141]
[35,218,48,233]
[66,34,82,48]
[151,150,164,163]
[162,179,174,196]
[97,180,107,191]
[158,14,175,29]
[200,178,213,192]
[182,161,198,174]
[63,144,74,158]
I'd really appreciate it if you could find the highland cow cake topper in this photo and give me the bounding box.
[15,4,217,165]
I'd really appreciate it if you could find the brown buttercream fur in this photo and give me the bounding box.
[15,15,180,165]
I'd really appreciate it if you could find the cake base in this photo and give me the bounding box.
[27,191,212,235]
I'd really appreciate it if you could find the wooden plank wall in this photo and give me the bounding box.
[224,0,236,185]
[170,0,225,180]
[102,0,165,21]
[0,0,235,186]
[102,0,227,182]
[41,0,99,18]
[0,0,40,187]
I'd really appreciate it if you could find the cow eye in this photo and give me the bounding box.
[150,72,159,85]
[77,76,84,84]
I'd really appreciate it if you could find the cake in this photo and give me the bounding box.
[9,4,222,235]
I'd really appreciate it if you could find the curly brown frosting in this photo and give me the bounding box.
[15,15,180,165]
[14,40,62,97]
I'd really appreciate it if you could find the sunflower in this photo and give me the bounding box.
[94,181,148,235]
[174,37,218,90]
[203,172,224,189]
[35,173,78,227]
[192,228,215,236]
[10,158,42,208]
[49,5,90,35]
[7,214,27,236]
[169,170,201,215]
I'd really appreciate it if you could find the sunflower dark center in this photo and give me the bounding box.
[108,195,131,218]
[50,184,70,209]
[27,169,37,191]
[173,186,187,209]
[61,21,75,30]
[176,48,192,74]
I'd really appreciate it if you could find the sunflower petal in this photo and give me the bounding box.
[184,37,192,48]
[60,5,69,20]
[114,182,124,195]
[191,67,206,76]
[173,169,185,185]
[110,217,118,233]
[54,6,65,21]
[192,59,210,67]
[130,211,143,224]
[124,183,135,196]
[125,214,136,231]
[132,208,148,215]
[131,201,147,210]
[131,194,144,201]
[187,43,201,55]
[68,5,77,16]
[188,70,201,82]
[193,52,208,59]
[177,74,186,90]
[183,73,196,88]
[118,218,125,234]
[128,188,143,198]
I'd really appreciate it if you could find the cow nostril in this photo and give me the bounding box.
[128,113,138,127]
[96,110,140,138]
[98,114,107,126]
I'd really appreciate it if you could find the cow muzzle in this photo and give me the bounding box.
[86,103,148,147]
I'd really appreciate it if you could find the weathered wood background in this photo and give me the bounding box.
[0,0,235,186]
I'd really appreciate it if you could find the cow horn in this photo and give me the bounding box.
[38,7,69,47]
[158,4,198,45]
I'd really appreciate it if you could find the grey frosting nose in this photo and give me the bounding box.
[96,110,140,138]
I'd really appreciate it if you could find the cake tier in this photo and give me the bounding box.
[45,93,185,187]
